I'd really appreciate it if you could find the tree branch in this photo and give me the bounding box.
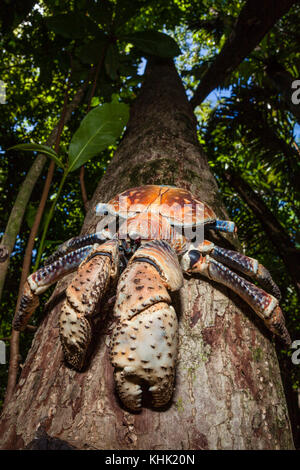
[79,46,108,211]
[265,59,300,123]
[0,78,89,302]
[79,166,89,211]
[4,74,73,407]
[224,170,300,299]
[190,0,297,108]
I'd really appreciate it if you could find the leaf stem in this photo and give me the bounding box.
[34,170,68,270]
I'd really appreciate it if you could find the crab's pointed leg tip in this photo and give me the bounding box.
[214,220,236,233]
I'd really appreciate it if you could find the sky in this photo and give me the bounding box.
[138,57,300,142]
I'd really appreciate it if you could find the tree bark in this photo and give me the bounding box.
[224,170,300,300]
[0,59,294,450]
[190,0,297,108]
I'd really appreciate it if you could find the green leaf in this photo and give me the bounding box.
[122,31,181,58]
[45,13,99,39]
[25,203,51,232]
[86,0,113,26]
[68,101,129,172]
[25,202,38,229]
[90,96,100,107]
[76,39,106,65]
[105,44,120,80]
[8,143,64,168]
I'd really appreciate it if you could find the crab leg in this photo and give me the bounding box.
[59,240,119,370]
[44,231,111,266]
[209,220,236,233]
[190,241,281,300]
[182,247,291,346]
[110,240,183,411]
[13,246,94,331]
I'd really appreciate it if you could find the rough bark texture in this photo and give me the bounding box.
[190,0,297,108]
[0,59,294,450]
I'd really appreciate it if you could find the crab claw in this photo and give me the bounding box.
[59,310,92,370]
[59,240,119,370]
[111,302,178,411]
[111,240,182,411]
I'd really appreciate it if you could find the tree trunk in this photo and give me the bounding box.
[0,59,294,450]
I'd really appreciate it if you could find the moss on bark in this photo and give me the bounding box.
[0,59,294,450]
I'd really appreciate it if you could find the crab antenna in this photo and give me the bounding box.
[213,220,237,233]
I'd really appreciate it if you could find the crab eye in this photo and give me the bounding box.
[189,250,201,267]
[128,231,141,240]
[95,203,109,216]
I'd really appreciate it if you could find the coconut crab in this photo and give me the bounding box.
[14,185,291,411]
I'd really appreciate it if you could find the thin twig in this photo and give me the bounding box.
[4,64,95,407]
[80,166,89,211]
[25,325,38,332]
[293,141,300,155]
[0,325,36,341]
[4,71,72,407]
[79,46,108,211]
[4,330,19,407]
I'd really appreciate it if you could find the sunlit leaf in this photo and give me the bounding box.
[68,101,129,172]
[122,31,181,58]
[90,96,100,107]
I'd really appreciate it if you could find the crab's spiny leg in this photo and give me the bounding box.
[44,231,113,266]
[209,220,236,233]
[210,244,281,300]
[59,240,119,370]
[13,246,94,331]
[191,241,281,300]
[111,240,183,411]
[182,250,291,346]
